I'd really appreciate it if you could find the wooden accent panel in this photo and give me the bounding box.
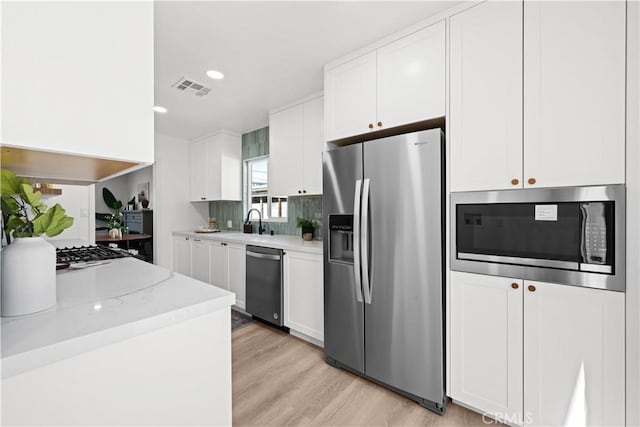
[0,146,142,185]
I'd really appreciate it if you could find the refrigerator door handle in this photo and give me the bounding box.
[361,178,372,304]
[353,179,364,303]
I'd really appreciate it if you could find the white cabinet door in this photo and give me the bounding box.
[302,96,324,195]
[189,140,208,202]
[227,243,246,310]
[325,51,377,141]
[210,242,229,290]
[450,271,523,421]
[524,281,625,427]
[190,239,210,284]
[377,20,446,130]
[2,2,153,164]
[450,1,523,192]
[269,104,304,197]
[173,236,191,276]
[524,1,625,188]
[283,251,324,342]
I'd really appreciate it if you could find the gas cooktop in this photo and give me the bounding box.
[56,245,130,266]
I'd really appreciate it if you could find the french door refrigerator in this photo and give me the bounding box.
[323,128,445,414]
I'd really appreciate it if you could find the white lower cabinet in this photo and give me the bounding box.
[227,244,246,310]
[190,239,210,284]
[524,280,625,427]
[283,250,324,342]
[173,237,246,310]
[450,271,625,426]
[210,242,228,290]
[173,236,192,276]
[450,271,523,423]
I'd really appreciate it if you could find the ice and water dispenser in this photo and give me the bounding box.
[328,215,354,264]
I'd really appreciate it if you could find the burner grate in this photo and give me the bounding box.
[56,245,130,264]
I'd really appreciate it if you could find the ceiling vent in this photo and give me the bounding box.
[171,77,211,97]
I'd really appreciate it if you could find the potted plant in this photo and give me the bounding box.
[96,188,124,238]
[1,168,74,316]
[296,217,315,241]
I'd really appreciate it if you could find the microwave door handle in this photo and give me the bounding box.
[353,179,364,303]
[361,178,372,305]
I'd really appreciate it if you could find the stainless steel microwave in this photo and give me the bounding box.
[451,185,625,292]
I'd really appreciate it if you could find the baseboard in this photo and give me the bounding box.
[289,329,324,348]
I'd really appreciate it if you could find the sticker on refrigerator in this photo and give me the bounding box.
[535,205,558,221]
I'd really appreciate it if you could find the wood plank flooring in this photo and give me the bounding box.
[233,322,488,426]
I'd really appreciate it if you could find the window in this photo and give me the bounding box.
[245,157,287,221]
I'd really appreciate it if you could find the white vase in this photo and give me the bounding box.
[1,236,57,317]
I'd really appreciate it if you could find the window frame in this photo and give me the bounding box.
[244,156,288,223]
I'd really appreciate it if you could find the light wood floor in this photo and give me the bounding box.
[233,322,488,426]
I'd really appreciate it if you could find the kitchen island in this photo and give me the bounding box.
[1,254,234,426]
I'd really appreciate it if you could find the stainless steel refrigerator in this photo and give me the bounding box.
[322,128,445,414]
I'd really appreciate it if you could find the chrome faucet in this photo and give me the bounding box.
[245,209,265,235]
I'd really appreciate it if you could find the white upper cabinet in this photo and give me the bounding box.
[450,1,523,192]
[523,1,625,188]
[269,95,324,196]
[302,97,325,195]
[269,104,304,197]
[325,21,446,142]
[524,281,625,426]
[450,271,523,422]
[377,21,446,130]
[1,2,153,164]
[189,131,241,202]
[325,52,377,141]
[189,140,208,202]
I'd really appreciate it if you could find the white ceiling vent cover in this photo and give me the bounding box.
[171,77,211,97]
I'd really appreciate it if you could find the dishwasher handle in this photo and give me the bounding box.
[246,251,282,261]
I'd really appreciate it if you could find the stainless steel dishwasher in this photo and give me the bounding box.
[246,245,284,327]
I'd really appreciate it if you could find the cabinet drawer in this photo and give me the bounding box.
[125,213,142,221]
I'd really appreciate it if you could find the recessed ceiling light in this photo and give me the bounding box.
[153,105,168,114]
[206,70,224,80]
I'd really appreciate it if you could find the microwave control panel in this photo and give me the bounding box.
[581,202,613,267]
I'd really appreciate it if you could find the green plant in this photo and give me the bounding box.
[1,168,74,240]
[96,188,125,229]
[295,217,314,229]
[102,187,122,212]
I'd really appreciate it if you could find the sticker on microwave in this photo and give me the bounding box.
[535,205,558,221]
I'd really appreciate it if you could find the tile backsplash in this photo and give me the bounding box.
[209,126,323,239]
[208,195,323,239]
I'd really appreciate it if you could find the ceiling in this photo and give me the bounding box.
[154,1,459,141]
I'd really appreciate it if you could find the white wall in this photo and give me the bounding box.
[95,174,130,215]
[45,185,95,244]
[154,134,209,269]
[95,166,153,214]
[627,1,640,425]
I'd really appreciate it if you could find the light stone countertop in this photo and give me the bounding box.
[173,231,324,255]
[1,257,235,379]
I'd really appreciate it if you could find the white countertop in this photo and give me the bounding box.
[1,257,235,379]
[173,231,323,255]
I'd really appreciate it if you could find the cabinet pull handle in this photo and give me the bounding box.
[302,190,307,194]
[511,178,519,186]
[511,282,519,289]
[298,190,302,194]
[528,285,536,292]
[528,178,537,185]
[377,121,383,127]
[368,123,374,129]
[201,197,206,200]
